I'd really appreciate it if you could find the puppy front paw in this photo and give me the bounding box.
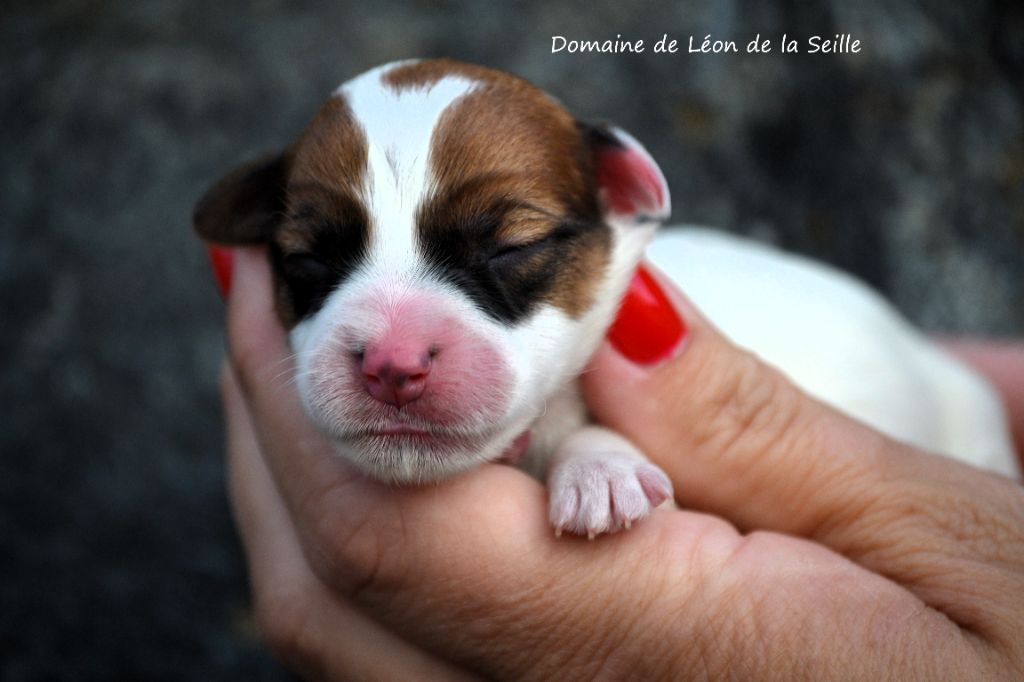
[548,445,672,539]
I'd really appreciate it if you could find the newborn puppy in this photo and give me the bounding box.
[196,59,673,537]
[195,59,1018,538]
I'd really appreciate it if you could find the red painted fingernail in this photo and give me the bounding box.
[206,245,234,298]
[608,264,687,365]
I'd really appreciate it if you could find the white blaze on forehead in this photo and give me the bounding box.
[336,63,479,273]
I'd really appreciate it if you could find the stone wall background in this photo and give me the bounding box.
[2,1,1021,679]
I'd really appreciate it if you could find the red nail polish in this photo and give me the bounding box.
[206,245,234,298]
[608,265,687,364]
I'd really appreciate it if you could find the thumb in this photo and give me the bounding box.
[582,262,977,545]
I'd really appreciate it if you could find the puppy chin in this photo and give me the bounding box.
[299,376,534,484]
[328,431,511,484]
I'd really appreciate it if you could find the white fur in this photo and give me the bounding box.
[648,227,1018,478]
[548,426,673,537]
[338,65,479,272]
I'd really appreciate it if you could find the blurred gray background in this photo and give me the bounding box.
[2,0,1022,679]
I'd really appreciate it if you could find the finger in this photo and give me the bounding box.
[942,340,1024,463]
[223,247,368,522]
[581,263,1024,622]
[221,362,475,681]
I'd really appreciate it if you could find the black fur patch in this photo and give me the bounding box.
[273,187,370,322]
[417,192,607,324]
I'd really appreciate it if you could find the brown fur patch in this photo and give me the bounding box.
[383,58,502,91]
[271,95,370,327]
[287,96,368,200]
[394,59,610,319]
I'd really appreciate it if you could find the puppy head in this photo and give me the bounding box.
[194,59,669,482]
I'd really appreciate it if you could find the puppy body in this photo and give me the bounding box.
[651,228,1017,478]
[196,59,1018,539]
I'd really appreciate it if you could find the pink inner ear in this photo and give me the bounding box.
[596,145,666,217]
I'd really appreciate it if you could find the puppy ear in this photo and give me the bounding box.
[582,123,670,224]
[192,151,290,244]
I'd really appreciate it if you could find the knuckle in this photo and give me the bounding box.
[659,528,771,678]
[690,349,804,464]
[832,474,1024,646]
[301,486,409,598]
[873,474,1024,567]
[951,478,1024,559]
[859,437,1021,567]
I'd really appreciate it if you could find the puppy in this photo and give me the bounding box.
[194,59,1018,538]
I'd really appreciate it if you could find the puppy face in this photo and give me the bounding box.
[195,59,669,482]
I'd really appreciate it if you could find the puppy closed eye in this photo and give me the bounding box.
[282,253,334,286]
[488,222,583,269]
[278,252,340,319]
[488,237,553,267]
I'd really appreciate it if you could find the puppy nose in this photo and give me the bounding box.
[360,343,434,407]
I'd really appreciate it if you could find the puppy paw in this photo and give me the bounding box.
[548,449,672,539]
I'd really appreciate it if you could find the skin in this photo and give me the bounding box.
[221,246,1024,680]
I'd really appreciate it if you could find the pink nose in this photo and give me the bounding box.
[360,343,434,407]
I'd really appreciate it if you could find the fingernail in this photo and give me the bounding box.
[608,264,687,365]
[206,245,234,298]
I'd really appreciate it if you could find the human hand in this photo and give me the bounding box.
[221,247,1024,680]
